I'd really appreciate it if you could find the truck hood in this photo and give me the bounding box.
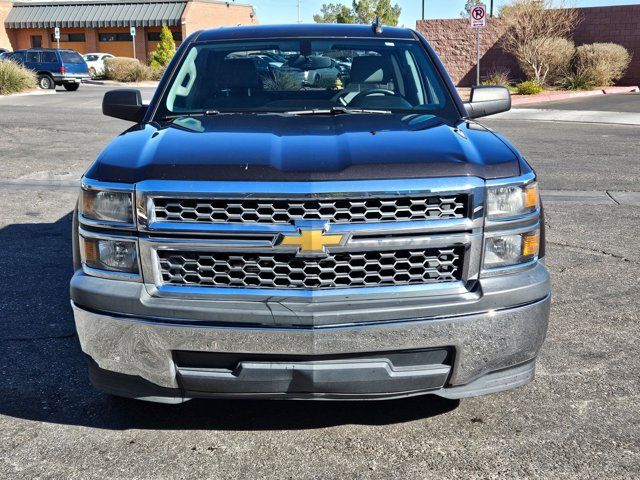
[88,113,521,183]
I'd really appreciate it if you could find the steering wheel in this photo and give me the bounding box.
[349,88,397,103]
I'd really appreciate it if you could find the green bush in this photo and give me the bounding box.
[481,69,512,87]
[574,42,631,86]
[149,25,176,68]
[103,57,152,82]
[516,80,543,95]
[0,59,37,95]
[558,71,594,91]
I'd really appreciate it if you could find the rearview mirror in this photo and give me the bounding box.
[103,89,147,123]
[464,86,511,119]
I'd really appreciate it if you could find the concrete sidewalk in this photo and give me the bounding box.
[492,108,640,126]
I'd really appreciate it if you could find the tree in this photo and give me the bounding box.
[500,0,579,85]
[149,25,176,68]
[313,0,401,26]
[313,3,355,23]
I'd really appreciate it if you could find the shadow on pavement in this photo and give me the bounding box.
[0,213,460,431]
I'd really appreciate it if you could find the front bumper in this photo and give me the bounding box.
[72,270,550,402]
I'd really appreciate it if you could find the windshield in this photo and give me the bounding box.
[155,38,459,120]
[84,54,99,61]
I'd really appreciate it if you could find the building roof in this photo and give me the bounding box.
[5,0,188,29]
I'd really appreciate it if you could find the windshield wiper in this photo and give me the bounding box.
[158,110,222,121]
[285,107,391,116]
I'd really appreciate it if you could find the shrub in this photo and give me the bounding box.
[263,71,301,91]
[558,71,594,90]
[148,66,165,81]
[516,80,543,95]
[0,59,36,95]
[500,0,579,85]
[481,68,512,87]
[149,25,176,68]
[574,43,631,86]
[540,37,575,83]
[103,57,152,82]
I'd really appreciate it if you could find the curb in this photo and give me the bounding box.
[0,89,56,98]
[84,79,160,87]
[511,86,639,106]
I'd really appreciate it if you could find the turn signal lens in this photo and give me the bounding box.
[522,230,540,257]
[524,183,540,210]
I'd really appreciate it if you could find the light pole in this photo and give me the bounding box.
[422,0,425,20]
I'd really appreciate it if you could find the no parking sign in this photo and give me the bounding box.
[470,4,487,28]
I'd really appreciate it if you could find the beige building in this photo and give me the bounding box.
[0,0,258,62]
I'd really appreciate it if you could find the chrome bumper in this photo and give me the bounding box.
[72,292,550,401]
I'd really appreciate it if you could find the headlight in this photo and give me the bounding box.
[487,182,539,218]
[81,236,139,274]
[81,188,134,224]
[483,228,540,269]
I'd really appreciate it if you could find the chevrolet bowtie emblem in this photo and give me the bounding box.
[279,229,345,253]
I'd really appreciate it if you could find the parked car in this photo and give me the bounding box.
[82,52,114,78]
[281,55,342,87]
[71,24,550,403]
[5,48,89,90]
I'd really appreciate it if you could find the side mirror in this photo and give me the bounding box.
[464,86,511,119]
[102,89,147,123]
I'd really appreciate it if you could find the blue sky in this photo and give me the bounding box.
[253,0,640,26]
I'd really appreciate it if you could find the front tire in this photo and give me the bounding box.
[63,83,80,91]
[37,74,54,90]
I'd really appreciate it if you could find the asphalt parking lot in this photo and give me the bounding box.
[1,86,639,479]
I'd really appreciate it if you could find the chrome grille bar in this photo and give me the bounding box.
[158,248,463,290]
[153,195,467,225]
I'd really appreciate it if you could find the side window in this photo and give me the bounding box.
[41,51,57,63]
[26,51,40,63]
[8,52,25,64]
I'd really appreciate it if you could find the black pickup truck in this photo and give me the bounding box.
[71,24,550,403]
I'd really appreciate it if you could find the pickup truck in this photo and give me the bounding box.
[71,24,550,403]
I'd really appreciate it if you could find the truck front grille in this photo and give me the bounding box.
[153,195,468,225]
[158,248,463,290]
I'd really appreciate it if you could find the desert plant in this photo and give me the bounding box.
[149,25,176,68]
[574,43,631,86]
[558,71,594,90]
[103,57,153,82]
[516,80,543,95]
[263,71,301,91]
[481,68,512,86]
[500,0,579,85]
[0,59,37,95]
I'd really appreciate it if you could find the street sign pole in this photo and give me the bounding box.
[476,28,480,85]
[130,26,136,60]
[470,4,486,86]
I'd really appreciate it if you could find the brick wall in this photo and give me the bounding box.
[417,5,640,87]
[182,1,258,38]
[0,1,11,50]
